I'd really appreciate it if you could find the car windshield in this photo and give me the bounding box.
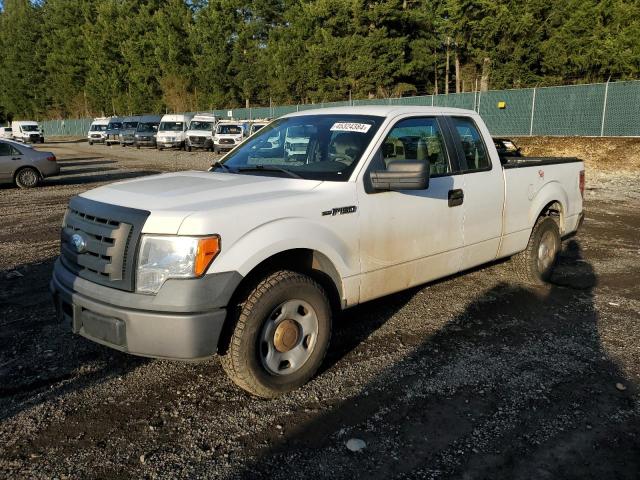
[217,125,242,134]
[137,122,158,133]
[22,125,39,132]
[107,122,122,130]
[215,114,383,181]
[90,124,108,131]
[159,121,183,132]
[123,122,138,129]
[190,121,214,131]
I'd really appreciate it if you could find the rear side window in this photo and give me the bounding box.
[0,143,11,156]
[450,117,490,171]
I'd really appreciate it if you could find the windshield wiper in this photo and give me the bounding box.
[211,161,233,172]
[235,165,302,179]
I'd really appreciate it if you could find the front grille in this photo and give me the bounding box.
[29,133,39,141]
[60,197,150,292]
[219,138,234,145]
[189,136,206,144]
[91,134,101,139]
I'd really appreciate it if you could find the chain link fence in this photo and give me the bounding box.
[40,80,640,137]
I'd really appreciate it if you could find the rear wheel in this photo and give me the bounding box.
[220,270,332,398]
[509,216,561,285]
[187,145,192,152]
[15,167,40,189]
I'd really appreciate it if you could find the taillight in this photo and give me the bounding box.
[579,170,585,199]
[46,155,56,162]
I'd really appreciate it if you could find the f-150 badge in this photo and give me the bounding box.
[322,206,357,216]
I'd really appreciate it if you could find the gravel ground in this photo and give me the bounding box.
[0,139,639,479]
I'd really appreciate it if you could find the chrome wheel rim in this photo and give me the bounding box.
[259,299,318,376]
[19,169,38,187]
[537,230,558,273]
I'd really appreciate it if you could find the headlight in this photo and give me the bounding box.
[136,235,220,294]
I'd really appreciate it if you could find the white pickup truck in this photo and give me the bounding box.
[51,106,584,397]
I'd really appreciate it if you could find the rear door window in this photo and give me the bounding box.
[0,143,11,156]
[450,117,491,171]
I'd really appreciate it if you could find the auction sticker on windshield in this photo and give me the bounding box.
[330,122,372,133]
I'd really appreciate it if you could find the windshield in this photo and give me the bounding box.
[22,125,39,132]
[123,121,138,129]
[190,121,214,131]
[159,121,184,132]
[137,122,158,133]
[90,124,108,131]
[215,114,383,181]
[107,122,122,130]
[217,124,242,135]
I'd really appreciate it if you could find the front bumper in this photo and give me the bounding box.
[135,138,156,147]
[50,259,241,360]
[157,140,184,148]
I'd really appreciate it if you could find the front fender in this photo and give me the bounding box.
[209,217,358,281]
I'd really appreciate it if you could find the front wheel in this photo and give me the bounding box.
[509,216,561,285]
[15,167,40,188]
[220,270,332,398]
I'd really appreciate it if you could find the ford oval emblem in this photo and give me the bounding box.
[71,233,87,253]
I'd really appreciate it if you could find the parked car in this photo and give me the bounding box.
[105,117,124,146]
[156,114,193,150]
[185,114,217,152]
[493,137,523,161]
[249,120,269,136]
[213,120,245,153]
[134,115,161,149]
[0,126,13,139]
[11,120,44,143]
[119,116,141,146]
[87,117,110,145]
[51,106,584,398]
[0,139,59,188]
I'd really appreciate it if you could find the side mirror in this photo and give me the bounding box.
[369,159,430,191]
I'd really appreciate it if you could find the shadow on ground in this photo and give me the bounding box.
[232,241,639,479]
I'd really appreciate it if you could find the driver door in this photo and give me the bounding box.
[0,142,20,182]
[356,116,465,303]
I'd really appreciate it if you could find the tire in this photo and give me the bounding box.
[15,167,40,189]
[220,270,332,398]
[214,146,219,154]
[187,146,192,152]
[89,141,93,146]
[158,147,163,151]
[509,216,561,285]
[136,144,140,149]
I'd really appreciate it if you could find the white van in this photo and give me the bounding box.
[87,117,110,145]
[11,121,44,143]
[249,120,269,136]
[156,114,194,150]
[213,120,245,153]
[0,126,13,139]
[185,114,217,152]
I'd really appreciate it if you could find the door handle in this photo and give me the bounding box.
[12,157,21,161]
[448,189,464,207]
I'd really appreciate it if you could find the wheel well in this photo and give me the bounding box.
[233,249,342,313]
[217,249,343,355]
[14,165,42,181]
[538,201,563,232]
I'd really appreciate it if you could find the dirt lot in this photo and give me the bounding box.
[0,138,639,479]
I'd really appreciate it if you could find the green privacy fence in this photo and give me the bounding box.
[41,80,640,137]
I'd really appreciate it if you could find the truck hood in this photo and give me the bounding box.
[80,171,322,234]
